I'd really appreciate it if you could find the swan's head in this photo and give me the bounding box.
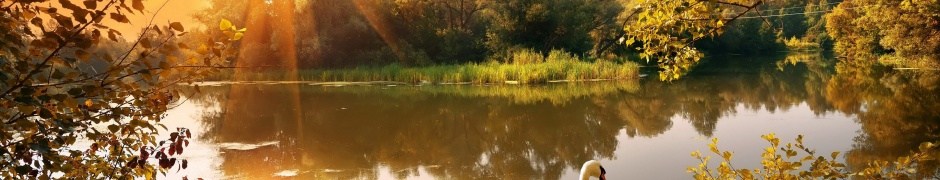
[580,160,606,180]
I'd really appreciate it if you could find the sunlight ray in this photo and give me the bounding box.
[352,0,404,62]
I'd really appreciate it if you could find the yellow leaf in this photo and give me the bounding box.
[85,99,93,107]
[801,155,814,162]
[197,45,209,55]
[709,143,719,154]
[233,32,244,40]
[219,19,232,31]
[17,105,36,114]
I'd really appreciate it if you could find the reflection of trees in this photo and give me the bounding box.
[180,52,940,178]
[186,84,624,179]
[829,68,940,177]
[603,53,837,136]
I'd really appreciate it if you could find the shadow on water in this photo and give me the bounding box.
[179,52,940,179]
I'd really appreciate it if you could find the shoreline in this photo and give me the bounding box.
[182,77,643,87]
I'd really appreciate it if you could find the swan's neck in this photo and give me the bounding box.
[579,171,591,180]
[579,168,591,180]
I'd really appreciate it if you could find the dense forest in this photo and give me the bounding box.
[190,0,938,70]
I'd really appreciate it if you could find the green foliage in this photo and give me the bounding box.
[0,1,244,178]
[698,16,784,54]
[210,53,639,85]
[783,37,821,50]
[483,0,624,57]
[623,0,763,81]
[509,47,545,65]
[689,133,940,179]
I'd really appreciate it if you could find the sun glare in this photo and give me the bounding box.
[352,0,404,62]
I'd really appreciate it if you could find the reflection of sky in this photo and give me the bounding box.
[164,98,859,179]
[593,102,859,180]
[161,100,226,180]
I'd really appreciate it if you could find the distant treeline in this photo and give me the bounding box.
[189,0,938,69]
[192,0,633,68]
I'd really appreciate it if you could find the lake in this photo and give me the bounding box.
[162,53,940,179]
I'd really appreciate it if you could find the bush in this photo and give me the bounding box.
[689,133,939,179]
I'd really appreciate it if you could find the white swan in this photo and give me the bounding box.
[580,160,606,180]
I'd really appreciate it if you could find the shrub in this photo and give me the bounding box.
[689,133,939,180]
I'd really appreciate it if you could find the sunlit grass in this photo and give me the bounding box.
[315,81,639,105]
[783,37,821,51]
[208,57,640,84]
[188,80,639,105]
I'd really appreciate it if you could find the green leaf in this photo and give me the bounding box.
[831,151,840,159]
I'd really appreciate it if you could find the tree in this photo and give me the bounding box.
[0,0,244,178]
[483,0,624,59]
[827,0,940,68]
[623,0,766,81]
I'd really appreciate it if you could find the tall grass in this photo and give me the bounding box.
[206,49,641,84]
[783,37,821,51]
[311,81,640,105]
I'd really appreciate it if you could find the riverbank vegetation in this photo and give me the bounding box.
[190,0,938,82]
[690,134,940,179]
[211,49,639,84]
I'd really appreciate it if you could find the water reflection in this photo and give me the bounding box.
[175,52,939,179]
[189,82,626,179]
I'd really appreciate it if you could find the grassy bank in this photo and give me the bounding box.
[208,52,640,84]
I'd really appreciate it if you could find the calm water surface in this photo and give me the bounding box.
[163,53,940,179]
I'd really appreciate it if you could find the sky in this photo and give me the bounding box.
[110,0,211,38]
[59,0,212,39]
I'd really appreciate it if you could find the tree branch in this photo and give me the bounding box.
[0,0,116,99]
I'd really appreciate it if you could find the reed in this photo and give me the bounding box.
[204,50,641,84]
